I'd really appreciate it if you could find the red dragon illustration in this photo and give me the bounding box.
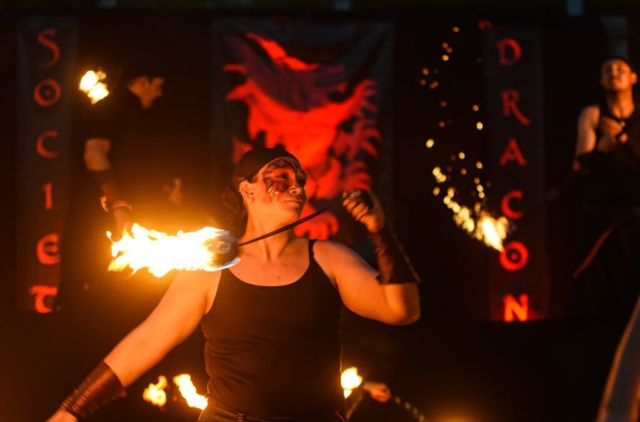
[225,32,382,239]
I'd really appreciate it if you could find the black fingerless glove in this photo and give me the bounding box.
[369,224,421,285]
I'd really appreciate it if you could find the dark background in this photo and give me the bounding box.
[1,7,638,422]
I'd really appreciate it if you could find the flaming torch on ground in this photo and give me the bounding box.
[142,376,168,408]
[173,374,208,410]
[79,70,109,104]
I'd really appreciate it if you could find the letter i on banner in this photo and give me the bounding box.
[482,26,550,321]
[16,17,77,313]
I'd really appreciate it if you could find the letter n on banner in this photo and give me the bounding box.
[482,27,550,321]
[16,16,77,312]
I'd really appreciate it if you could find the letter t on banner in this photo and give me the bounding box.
[482,26,550,321]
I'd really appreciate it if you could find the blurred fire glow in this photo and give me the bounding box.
[79,70,109,104]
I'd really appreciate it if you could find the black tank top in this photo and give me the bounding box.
[200,239,344,417]
[582,100,640,210]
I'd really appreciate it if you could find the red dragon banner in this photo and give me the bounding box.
[212,19,393,242]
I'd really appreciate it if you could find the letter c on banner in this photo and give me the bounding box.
[501,190,524,219]
[37,233,61,265]
[499,241,529,271]
[36,130,59,158]
[34,79,61,107]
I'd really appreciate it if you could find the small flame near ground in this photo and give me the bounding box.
[173,374,208,410]
[142,373,207,410]
[142,376,168,407]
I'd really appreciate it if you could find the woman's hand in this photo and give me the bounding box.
[342,189,385,233]
[363,381,392,403]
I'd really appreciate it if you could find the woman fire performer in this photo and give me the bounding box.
[47,148,421,422]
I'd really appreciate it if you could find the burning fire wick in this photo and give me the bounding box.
[108,224,239,277]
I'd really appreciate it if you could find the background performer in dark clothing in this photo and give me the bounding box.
[564,57,640,422]
[572,56,640,333]
[58,54,214,307]
[46,148,421,422]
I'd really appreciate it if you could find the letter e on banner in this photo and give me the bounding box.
[37,233,60,265]
[503,294,529,322]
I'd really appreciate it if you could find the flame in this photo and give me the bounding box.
[341,367,363,398]
[108,223,239,277]
[477,213,509,251]
[79,70,109,104]
[142,376,168,407]
[431,163,509,250]
[447,199,508,251]
[173,374,207,410]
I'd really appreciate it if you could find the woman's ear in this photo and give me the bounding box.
[238,181,254,203]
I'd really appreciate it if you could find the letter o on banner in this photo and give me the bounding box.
[33,79,62,107]
[499,241,529,271]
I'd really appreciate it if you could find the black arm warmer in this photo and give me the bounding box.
[369,224,421,285]
[61,361,127,419]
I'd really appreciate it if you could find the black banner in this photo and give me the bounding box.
[16,16,77,312]
[483,27,550,321]
[212,18,393,243]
